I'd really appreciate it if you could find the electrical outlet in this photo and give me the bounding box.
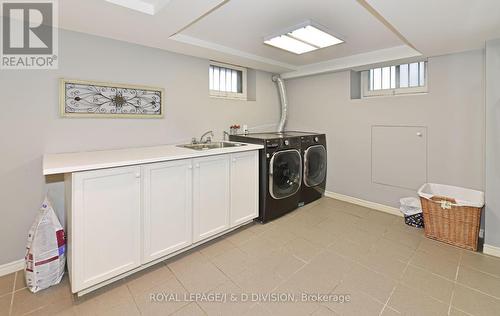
[479,229,485,238]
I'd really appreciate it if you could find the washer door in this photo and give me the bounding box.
[304,145,327,187]
[269,149,302,199]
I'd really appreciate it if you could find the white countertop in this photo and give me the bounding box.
[43,142,263,175]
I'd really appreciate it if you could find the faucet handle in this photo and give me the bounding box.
[191,137,198,144]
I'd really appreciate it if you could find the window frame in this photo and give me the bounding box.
[209,61,248,101]
[361,61,428,98]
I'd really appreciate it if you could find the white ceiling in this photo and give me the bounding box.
[55,0,500,77]
[59,0,224,45]
[105,0,172,15]
[180,0,403,66]
[366,0,500,57]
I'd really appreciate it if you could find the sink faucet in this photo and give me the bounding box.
[199,130,214,144]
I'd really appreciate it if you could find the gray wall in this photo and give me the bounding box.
[285,50,485,208]
[485,39,500,248]
[0,30,280,265]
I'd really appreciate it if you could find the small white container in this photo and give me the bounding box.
[400,197,422,216]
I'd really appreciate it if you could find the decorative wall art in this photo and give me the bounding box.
[60,79,164,118]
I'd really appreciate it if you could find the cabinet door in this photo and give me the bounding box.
[72,166,141,292]
[230,151,259,227]
[193,155,230,242]
[143,160,193,263]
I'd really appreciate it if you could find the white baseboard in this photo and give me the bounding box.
[0,259,24,277]
[324,191,402,217]
[483,244,500,258]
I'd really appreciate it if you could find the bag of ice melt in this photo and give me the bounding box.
[25,196,66,293]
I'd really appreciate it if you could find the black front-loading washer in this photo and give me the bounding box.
[299,134,327,205]
[230,132,303,222]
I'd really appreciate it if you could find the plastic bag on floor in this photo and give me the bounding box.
[25,196,66,293]
[400,197,424,228]
[399,197,422,216]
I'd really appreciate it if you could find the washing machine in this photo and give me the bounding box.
[229,132,303,222]
[300,133,327,205]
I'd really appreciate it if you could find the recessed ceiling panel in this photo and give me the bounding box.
[179,0,404,66]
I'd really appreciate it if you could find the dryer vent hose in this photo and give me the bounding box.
[272,75,288,133]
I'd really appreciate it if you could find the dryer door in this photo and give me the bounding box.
[304,145,327,187]
[269,149,302,199]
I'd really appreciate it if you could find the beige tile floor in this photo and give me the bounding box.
[1,197,500,316]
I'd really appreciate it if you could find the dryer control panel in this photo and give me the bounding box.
[265,137,301,156]
[300,134,326,152]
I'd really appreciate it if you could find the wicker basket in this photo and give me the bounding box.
[419,183,484,251]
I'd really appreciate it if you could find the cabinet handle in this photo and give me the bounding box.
[135,172,141,178]
[195,164,200,168]
[188,165,193,170]
[416,132,423,137]
[232,158,237,163]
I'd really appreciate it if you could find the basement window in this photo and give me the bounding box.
[209,62,247,100]
[361,61,427,97]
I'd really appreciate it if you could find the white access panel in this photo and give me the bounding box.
[372,126,427,190]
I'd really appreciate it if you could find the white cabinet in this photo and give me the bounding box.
[66,149,259,295]
[230,151,259,227]
[192,155,231,242]
[142,160,193,264]
[71,166,141,293]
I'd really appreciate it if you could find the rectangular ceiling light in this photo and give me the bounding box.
[264,23,344,54]
[264,36,317,55]
[289,25,344,48]
[105,0,170,15]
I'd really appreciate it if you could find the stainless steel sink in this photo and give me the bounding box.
[178,141,247,151]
